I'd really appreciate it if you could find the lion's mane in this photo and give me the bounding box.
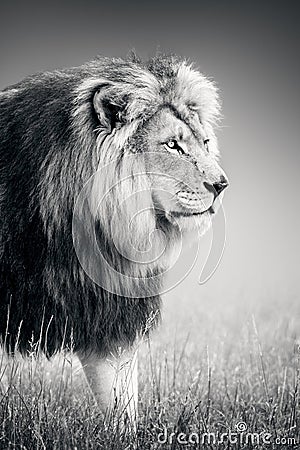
[0,54,220,356]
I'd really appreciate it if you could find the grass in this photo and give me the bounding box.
[0,292,299,449]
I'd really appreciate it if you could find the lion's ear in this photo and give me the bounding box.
[93,85,125,132]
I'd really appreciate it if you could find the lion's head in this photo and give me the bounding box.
[72,54,228,296]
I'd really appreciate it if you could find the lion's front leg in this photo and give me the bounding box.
[78,348,138,431]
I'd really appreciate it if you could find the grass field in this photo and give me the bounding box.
[0,292,299,449]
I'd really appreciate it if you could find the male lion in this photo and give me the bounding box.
[0,53,228,427]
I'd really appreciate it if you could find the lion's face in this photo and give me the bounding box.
[142,107,228,234]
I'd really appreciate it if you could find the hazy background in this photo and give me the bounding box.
[1,0,299,312]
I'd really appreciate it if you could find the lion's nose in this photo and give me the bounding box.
[204,175,229,198]
[213,175,229,196]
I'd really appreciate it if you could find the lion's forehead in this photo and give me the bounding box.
[145,108,200,146]
[148,60,219,123]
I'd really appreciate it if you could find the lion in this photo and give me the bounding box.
[0,53,228,428]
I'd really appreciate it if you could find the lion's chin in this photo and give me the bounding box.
[166,208,214,236]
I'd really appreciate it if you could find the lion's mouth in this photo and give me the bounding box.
[175,191,215,216]
[171,205,215,217]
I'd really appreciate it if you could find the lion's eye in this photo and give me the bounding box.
[164,140,185,155]
[167,140,175,148]
[203,138,210,152]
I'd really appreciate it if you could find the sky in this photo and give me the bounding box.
[1,0,299,308]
